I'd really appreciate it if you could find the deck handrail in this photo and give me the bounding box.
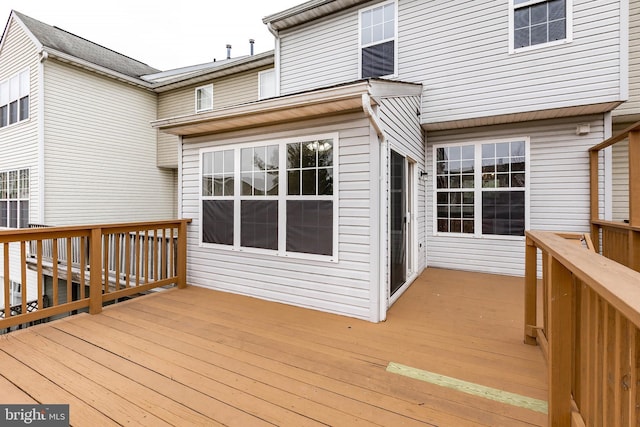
[0,219,191,331]
[525,230,640,426]
[589,121,640,271]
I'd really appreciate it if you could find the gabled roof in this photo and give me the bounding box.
[12,11,159,78]
[263,0,370,31]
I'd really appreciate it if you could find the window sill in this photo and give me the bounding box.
[198,241,338,264]
[432,232,526,242]
[510,38,572,55]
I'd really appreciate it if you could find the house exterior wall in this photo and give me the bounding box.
[426,115,605,276]
[278,0,624,125]
[378,95,426,279]
[157,67,272,168]
[613,0,639,119]
[43,60,176,225]
[0,18,41,308]
[0,18,41,225]
[181,113,382,321]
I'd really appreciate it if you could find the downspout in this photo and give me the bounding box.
[37,49,48,224]
[267,23,281,96]
[362,93,387,322]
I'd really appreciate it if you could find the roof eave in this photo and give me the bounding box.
[153,80,377,137]
[263,0,370,31]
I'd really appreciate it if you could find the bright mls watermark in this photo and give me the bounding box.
[0,405,69,426]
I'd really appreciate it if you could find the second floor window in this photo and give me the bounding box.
[195,84,213,113]
[360,1,396,79]
[0,169,29,229]
[0,69,30,128]
[512,0,568,50]
[259,69,276,100]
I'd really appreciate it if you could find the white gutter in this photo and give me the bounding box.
[362,92,388,322]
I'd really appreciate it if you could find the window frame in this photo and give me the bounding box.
[195,84,214,113]
[509,0,573,54]
[0,168,30,229]
[358,0,398,79]
[258,69,276,100]
[432,138,530,240]
[199,133,339,262]
[0,68,30,129]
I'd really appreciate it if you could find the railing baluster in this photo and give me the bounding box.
[52,238,58,306]
[125,233,131,289]
[79,236,86,300]
[4,243,10,319]
[153,229,158,282]
[144,230,149,284]
[115,233,121,291]
[20,241,27,316]
[103,233,109,295]
[67,237,72,303]
[37,240,43,311]
[135,231,140,287]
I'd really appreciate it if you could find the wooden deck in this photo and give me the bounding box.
[0,268,547,426]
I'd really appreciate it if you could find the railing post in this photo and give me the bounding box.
[589,150,600,251]
[524,235,538,345]
[177,220,188,289]
[548,256,574,426]
[89,227,103,314]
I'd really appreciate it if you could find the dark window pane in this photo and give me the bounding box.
[0,105,7,127]
[437,219,448,233]
[362,40,395,78]
[512,173,526,187]
[202,177,213,196]
[497,174,510,188]
[213,177,223,196]
[19,201,28,228]
[287,170,300,195]
[317,140,333,167]
[302,169,316,195]
[0,201,6,227]
[266,172,278,195]
[437,192,448,204]
[436,148,445,161]
[9,101,18,124]
[19,96,28,121]
[286,200,333,256]
[514,28,530,48]
[549,0,565,20]
[497,159,510,172]
[287,143,301,168]
[449,175,461,189]
[253,171,265,195]
[318,168,333,195]
[437,205,448,218]
[482,191,525,236]
[463,220,475,234]
[241,200,278,250]
[202,200,234,245]
[463,192,474,204]
[9,201,17,228]
[514,8,530,29]
[223,175,235,196]
[241,173,253,196]
[462,174,474,188]
[302,142,316,168]
[450,220,462,233]
[512,157,526,171]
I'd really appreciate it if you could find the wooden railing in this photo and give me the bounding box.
[525,230,640,426]
[590,122,640,271]
[0,219,190,330]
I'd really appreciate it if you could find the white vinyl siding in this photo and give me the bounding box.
[611,122,630,222]
[278,0,623,125]
[0,18,40,226]
[181,113,378,321]
[426,115,605,276]
[157,68,268,168]
[43,60,175,225]
[613,0,640,119]
[279,10,359,96]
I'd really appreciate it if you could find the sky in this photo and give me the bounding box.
[1,0,304,71]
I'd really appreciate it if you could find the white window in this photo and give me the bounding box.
[0,69,29,128]
[359,1,397,79]
[195,84,213,113]
[0,168,29,228]
[258,69,276,100]
[200,135,337,260]
[510,0,572,52]
[434,140,528,237]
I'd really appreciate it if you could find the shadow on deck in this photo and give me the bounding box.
[0,267,547,426]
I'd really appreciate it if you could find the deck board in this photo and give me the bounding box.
[0,268,547,426]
